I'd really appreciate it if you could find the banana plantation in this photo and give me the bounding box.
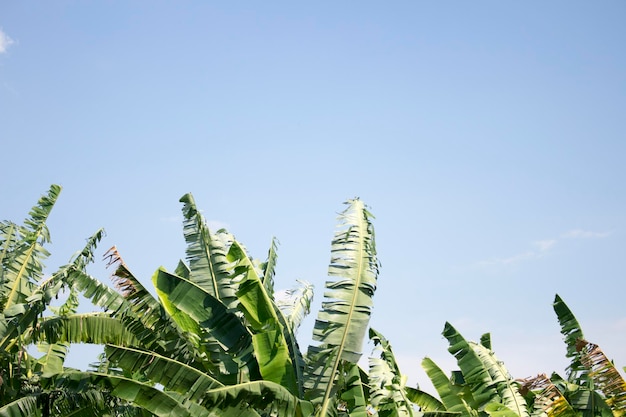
[1,185,625,417]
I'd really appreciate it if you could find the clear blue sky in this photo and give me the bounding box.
[2,2,625,392]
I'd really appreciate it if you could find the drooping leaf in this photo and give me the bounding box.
[0,396,39,417]
[199,380,314,417]
[276,279,314,334]
[49,371,210,417]
[579,340,626,416]
[404,387,448,412]
[519,374,576,417]
[104,345,223,401]
[31,313,138,347]
[103,248,193,361]
[152,267,259,383]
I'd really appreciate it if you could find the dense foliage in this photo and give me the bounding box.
[1,186,624,417]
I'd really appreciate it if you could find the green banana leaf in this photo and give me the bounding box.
[305,199,379,417]
[199,380,314,417]
[259,237,279,297]
[0,396,40,417]
[553,295,586,382]
[228,240,298,394]
[31,313,138,347]
[104,345,223,401]
[48,371,210,417]
[470,342,528,417]
[179,193,238,309]
[1,184,60,312]
[338,362,369,417]
[421,357,477,417]
[368,327,415,417]
[443,322,499,408]
[152,267,259,383]
[275,279,314,397]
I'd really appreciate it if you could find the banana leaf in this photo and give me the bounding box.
[228,240,298,394]
[421,357,477,417]
[48,371,210,417]
[179,193,238,310]
[470,342,528,417]
[368,327,415,417]
[305,199,379,417]
[152,267,259,383]
[443,322,500,408]
[553,295,586,382]
[1,185,60,312]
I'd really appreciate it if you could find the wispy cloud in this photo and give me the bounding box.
[0,28,14,54]
[476,251,538,267]
[534,239,557,252]
[561,229,612,239]
[476,228,612,268]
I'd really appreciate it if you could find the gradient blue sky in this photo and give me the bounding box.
[1,2,625,392]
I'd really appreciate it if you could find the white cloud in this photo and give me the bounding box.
[477,227,613,268]
[0,28,14,54]
[534,239,557,252]
[561,229,612,239]
[476,251,537,267]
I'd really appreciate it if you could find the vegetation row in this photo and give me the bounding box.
[1,185,624,417]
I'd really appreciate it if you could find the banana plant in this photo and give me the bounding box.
[0,185,146,417]
[406,323,533,417]
[413,296,625,417]
[517,295,625,417]
[39,194,379,416]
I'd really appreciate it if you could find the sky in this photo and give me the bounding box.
[1,2,625,394]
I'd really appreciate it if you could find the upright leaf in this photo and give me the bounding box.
[368,328,415,417]
[470,342,528,417]
[259,237,279,297]
[443,322,500,409]
[421,357,476,417]
[1,184,60,312]
[179,193,237,309]
[229,240,298,394]
[553,295,587,383]
[305,199,379,417]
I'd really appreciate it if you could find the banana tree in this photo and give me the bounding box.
[412,323,529,417]
[519,295,626,417]
[41,194,380,416]
[411,295,625,417]
[0,185,147,417]
[539,295,625,417]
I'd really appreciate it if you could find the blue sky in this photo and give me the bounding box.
[1,2,625,392]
